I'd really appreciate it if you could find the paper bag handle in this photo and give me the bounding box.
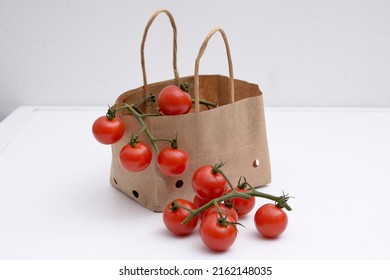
[194,27,235,113]
[141,9,180,94]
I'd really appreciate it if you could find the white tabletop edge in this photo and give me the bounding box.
[0,107,36,154]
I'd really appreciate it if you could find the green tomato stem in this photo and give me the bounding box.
[214,167,236,191]
[182,191,250,224]
[182,188,292,224]
[216,165,292,211]
[134,94,157,109]
[192,98,218,109]
[121,103,160,153]
[170,200,193,213]
[154,138,175,145]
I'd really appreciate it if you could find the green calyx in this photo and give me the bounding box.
[129,130,144,147]
[171,138,178,149]
[216,216,244,232]
[211,161,226,174]
[105,106,116,120]
[169,201,179,212]
[275,192,293,209]
[235,176,254,191]
[179,82,190,93]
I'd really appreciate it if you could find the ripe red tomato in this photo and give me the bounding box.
[199,213,237,251]
[163,199,199,236]
[92,115,124,144]
[254,203,288,238]
[157,147,189,177]
[158,85,192,115]
[193,195,211,219]
[228,187,256,217]
[192,165,228,200]
[193,194,211,209]
[203,203,238,222]
[119,141,152,172]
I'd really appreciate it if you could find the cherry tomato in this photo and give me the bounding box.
[157,147,189,177]
[92,115,124,144]
[199,213,237,251]
[193,194,211,209]
[192,195,211,219]
[158,85,192,115]
[163,199,199,236]
[254,203,288,238]
[203,203,238,222]
[192,165,228,200]
[119,141,152,172]
[228,188,256,217]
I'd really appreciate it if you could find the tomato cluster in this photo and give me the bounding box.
[92,85,192,177]
[162,164,290,252]
[92,85,292,252]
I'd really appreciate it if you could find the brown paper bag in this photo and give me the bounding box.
[110,11,271,212]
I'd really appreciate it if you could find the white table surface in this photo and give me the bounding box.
[1,106,389,260]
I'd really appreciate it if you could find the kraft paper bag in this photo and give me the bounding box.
[109,10,271,211]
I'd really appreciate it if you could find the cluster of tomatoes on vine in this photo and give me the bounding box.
[92,83,293,252]
[163,162,292,252]
[92,84,196,176]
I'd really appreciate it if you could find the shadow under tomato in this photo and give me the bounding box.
[194,242,232,255]
[250,230,285,241]
[158,227,199,240]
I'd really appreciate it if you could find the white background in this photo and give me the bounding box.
[1,0,390,121]
[1,0,390,269]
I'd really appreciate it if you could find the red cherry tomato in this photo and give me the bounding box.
[193,195,212,219]
[228,187,256,217]
[192,165,228,200]
[157,147,189,177]
[203,203,238,222]
[193,195,211,208]
[92,115,124,144]
[158,85,192,115]
[119,141,152,172]
[199,213,237,251]
[163,199,199,236]
[254,203,288,238]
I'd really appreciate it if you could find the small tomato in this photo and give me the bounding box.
[254,203,288,238]
[163,199,199,236]
[192,165,228,200]
[199,214,237,251]
[119,141,152,172]
[92,115,124,144]
[157,147,189,177]
[158,85,192,115]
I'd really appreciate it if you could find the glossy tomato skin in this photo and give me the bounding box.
[193,195,211,209]
[192,165,228,200]
[158,85,192,115]
[203,203,238,222]
[199,214,237,251]
[193,195,212,219]
[92,116,125,144]
[157,147,189,177]
[228,188,256,217]
[163,199,199,236]
[119,142,152,172]
[254,203,288,238]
